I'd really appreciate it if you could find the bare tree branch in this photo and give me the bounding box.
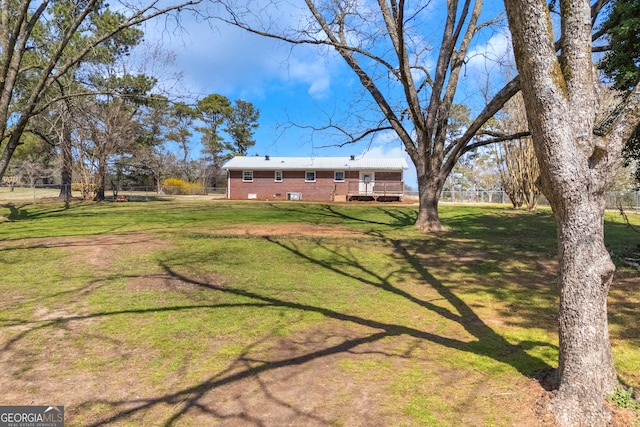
[441,75,521,173]
[464,131,531,152]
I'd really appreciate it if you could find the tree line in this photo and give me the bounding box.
[1,0,258,201]
[11,84,259,200]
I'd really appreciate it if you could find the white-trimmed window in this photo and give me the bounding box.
[274,170,283,182]
[305,171,316,182]
[242,170,253,182]
[334,171,345,182]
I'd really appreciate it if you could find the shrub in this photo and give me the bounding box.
[608,386,640,411]
[163,178,206,195]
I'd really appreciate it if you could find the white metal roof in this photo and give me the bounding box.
[222,156,409,171]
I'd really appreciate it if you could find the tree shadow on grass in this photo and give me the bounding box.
[264,234,554,376]
[1,297,392,426]
[4,203,30,220]
[1,201,88,221]
[0,206,567,425]
[319,204,418,227]
[65,232,556,426]
[263,202,418,228]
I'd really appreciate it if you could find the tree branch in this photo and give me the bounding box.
[461,131,531,154]
[441,75,521,171]
[591,0,612,27]
[284,119,394,148]
[217,6,397,73]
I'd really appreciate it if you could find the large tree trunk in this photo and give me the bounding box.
[548,188,618,425]
[415,173,445,232]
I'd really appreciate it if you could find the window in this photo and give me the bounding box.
[334,171,345,182]
[242,171,253,182]
[274,171,283,182]
[305,171,316,182]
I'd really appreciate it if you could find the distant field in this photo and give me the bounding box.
[0,200,638,426]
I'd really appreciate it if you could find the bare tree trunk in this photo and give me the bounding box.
[93,159,106,201]
[415,173,445,232]
[495,93,540,210]
[534,132,618,427]
[58,126,73,201]
[550,190,617,425]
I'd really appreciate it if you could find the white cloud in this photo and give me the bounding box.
[287,56,332,98]
[361,134,408,163]
[137,9,339,100]
[372,131,401,146]
[466,30,513,71]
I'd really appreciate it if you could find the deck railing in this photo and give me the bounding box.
[346,181,404,197]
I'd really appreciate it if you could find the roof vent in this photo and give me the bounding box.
[265,155,270,160]
[350,155,355,161]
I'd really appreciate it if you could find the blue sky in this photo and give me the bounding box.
[135,0,512,188]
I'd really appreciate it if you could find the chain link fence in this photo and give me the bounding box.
[439,190,510,204]
[1,185,639,211]
[606,190,640,211]
[405,190,640,211]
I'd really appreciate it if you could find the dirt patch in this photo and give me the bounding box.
[0,233,165,270]
[59,233,164,269]
[202,223,371,238]
[182,324,392,427]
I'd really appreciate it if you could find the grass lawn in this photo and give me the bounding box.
[0,200,638,426]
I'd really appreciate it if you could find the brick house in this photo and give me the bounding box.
[222,155,410,202]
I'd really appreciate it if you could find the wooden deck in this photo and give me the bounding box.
[345,181,404,202]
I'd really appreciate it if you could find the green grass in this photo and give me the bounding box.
[0,201,423,240]
[1,200,638,426]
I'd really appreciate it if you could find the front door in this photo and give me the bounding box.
[359,171,375,195]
